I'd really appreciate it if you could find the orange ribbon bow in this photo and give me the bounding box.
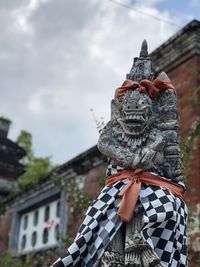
[114,77,175,98]
[106,169,184,223]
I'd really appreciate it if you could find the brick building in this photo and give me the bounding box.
[0,20,199,266]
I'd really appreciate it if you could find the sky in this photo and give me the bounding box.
[0,0,199,164]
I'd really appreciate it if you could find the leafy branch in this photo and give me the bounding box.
[181,117,200,181]
[53,173,90,215]
[16,130,54,188]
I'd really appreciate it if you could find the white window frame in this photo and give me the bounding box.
[9,186,67,255]
[18,199,61,253]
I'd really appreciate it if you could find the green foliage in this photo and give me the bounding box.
[181,76,200,181]
[53,173,90,215]
[18,156,53,188]
[181,117,200,181]
[188,86,200,105]
[16,130,54,188]
[65,181,89,214]
[59,234,73,247]
[0,250,57,267]
[16,130,33,163]
[0,251,25,267]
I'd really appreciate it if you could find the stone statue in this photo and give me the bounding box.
[98,40,181,180]
[98,40,187,267]
[51,41,187,267]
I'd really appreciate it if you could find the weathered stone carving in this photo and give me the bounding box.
[98,40,184,266]
[98,43,182,181]
[100,203,163,267]
[126,40,154,82]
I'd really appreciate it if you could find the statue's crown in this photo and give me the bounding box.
[126,40,154,82]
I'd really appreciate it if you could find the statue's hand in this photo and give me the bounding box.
[141,148,156,165]
[132,153,141,168]
[132,149,155,168]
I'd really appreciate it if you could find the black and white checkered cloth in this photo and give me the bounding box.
[51,165,188,267]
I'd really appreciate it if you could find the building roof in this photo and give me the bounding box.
[1,145,106,209]
[150,19,200,73]
[0,138,26,178]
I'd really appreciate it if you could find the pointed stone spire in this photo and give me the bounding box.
[126,40,154,82]
[140,39,148,58]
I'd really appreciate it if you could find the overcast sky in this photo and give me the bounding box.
[0,0,199,164]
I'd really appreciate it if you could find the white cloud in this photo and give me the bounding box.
[0,0,190,163]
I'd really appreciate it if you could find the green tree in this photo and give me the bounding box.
[16,130,54,188]
[16,130,33,163]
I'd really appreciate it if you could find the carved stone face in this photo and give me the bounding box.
[119,90,152,136]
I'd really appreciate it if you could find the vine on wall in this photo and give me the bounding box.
[181,76,200,181]
[52,173,90,215]
[181,117,200,182]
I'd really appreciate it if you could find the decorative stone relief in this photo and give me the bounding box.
[98,73,182,180]
[98,40,184,267]
[100,203,163,267]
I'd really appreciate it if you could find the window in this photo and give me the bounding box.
[33,210,39,226]
[21,235,26,250]
[55,224,60,241]
[23,215,28,230]
[43,228,48,244]
[18,200,61,253]
[44,206,50,222]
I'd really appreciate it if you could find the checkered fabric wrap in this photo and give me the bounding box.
[51,165,188,267]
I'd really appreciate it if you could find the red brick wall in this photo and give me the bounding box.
[0,210,13,257]
[66,164,106,239]
[169,55,200,138]
[168,54,200,267]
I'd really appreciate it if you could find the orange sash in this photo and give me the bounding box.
[106,169,184,223]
